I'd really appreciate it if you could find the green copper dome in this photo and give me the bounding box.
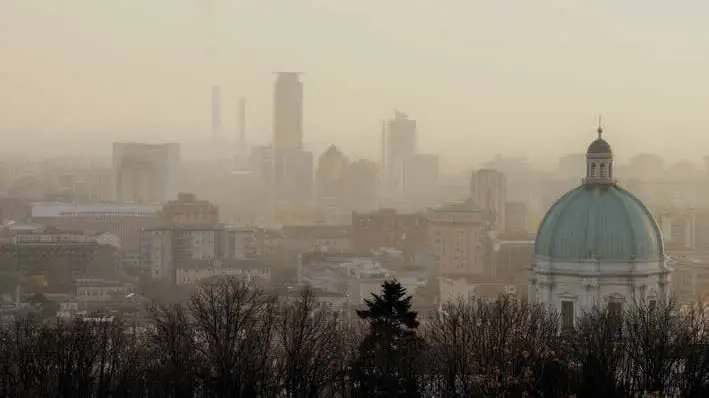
[535,184,664,261]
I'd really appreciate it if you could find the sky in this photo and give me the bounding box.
[2,0,709,169]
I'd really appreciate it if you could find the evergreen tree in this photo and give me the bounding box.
[353,279,423,397]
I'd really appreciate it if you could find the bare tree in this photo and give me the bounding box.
[145,303,198,398]
[276,287,343,398]
[424,295,565,397]
[188,276,278,397]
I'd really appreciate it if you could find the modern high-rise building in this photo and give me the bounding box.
[113,143,180,204]
[271,73,312,205]
[382,111,417,197]
[273,72,303,154]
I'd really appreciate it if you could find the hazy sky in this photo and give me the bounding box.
[2,0,709,168]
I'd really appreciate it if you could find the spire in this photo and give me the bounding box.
[597,114,603,139]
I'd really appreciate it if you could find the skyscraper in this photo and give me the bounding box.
[273,72,303,154]
[272,73,312,206]
[381,111,417,198]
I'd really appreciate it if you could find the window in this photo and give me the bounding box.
[561,301,574,330]
[599,163,607,178]
[649,300,657,311]
[608,301,623,318]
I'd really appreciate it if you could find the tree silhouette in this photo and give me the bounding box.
[353,279,423,397]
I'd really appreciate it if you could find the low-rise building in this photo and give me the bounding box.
[176,260,271,286]
[76,278,134,303]
[281,225,352,254]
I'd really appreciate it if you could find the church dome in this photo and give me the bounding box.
[535,184,663,261]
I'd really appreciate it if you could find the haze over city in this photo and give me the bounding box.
[4,2,709,396]
[3,0,709,167]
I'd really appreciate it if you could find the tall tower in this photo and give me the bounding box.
[211,85,222,141]
[382,111,417,197]
[273,72,303,153]
[273,72,310,202]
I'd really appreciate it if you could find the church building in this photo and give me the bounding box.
[529,123,671,328]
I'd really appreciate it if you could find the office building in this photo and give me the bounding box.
[382,111,417,197]
[273,72,303,154]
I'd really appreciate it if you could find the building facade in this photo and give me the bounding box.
[427,199,491,277]
[159,192,219,226]
[30,202,159,258]
[382,111,417,198]
[352,209,428,263]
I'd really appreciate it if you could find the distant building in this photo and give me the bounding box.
[0,230,120,293]
[382,111,417,197]
[112,142,180,203]
[176,260,271,286]
[281,225,352,254]
[273,73,303,155]
[346,160,379,213]
[352,209,428,264]
[470,169,507,234]
[273,73,310,202]
[316,145,349,224]
[76,278,133,303]
[278,149,314,205]
[403,153,439,209]
[141,225,251,282]
[30,202,159,258]
[159,193,219,227]
[427,199,491,277]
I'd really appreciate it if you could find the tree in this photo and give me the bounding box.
[277,287,342,398]
[353,279,423,397]
[188,276,279,397]
[425,295,568,397]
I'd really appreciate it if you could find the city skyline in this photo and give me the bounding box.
[3,1,709,166]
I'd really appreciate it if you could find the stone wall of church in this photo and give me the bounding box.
[529,258,671,325]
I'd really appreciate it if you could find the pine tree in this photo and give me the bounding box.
[353,280,423,397]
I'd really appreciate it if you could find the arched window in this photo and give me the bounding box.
[599,163,606,178]
[590,163,597,177]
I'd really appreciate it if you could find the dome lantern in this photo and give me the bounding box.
[584,116,614,185]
